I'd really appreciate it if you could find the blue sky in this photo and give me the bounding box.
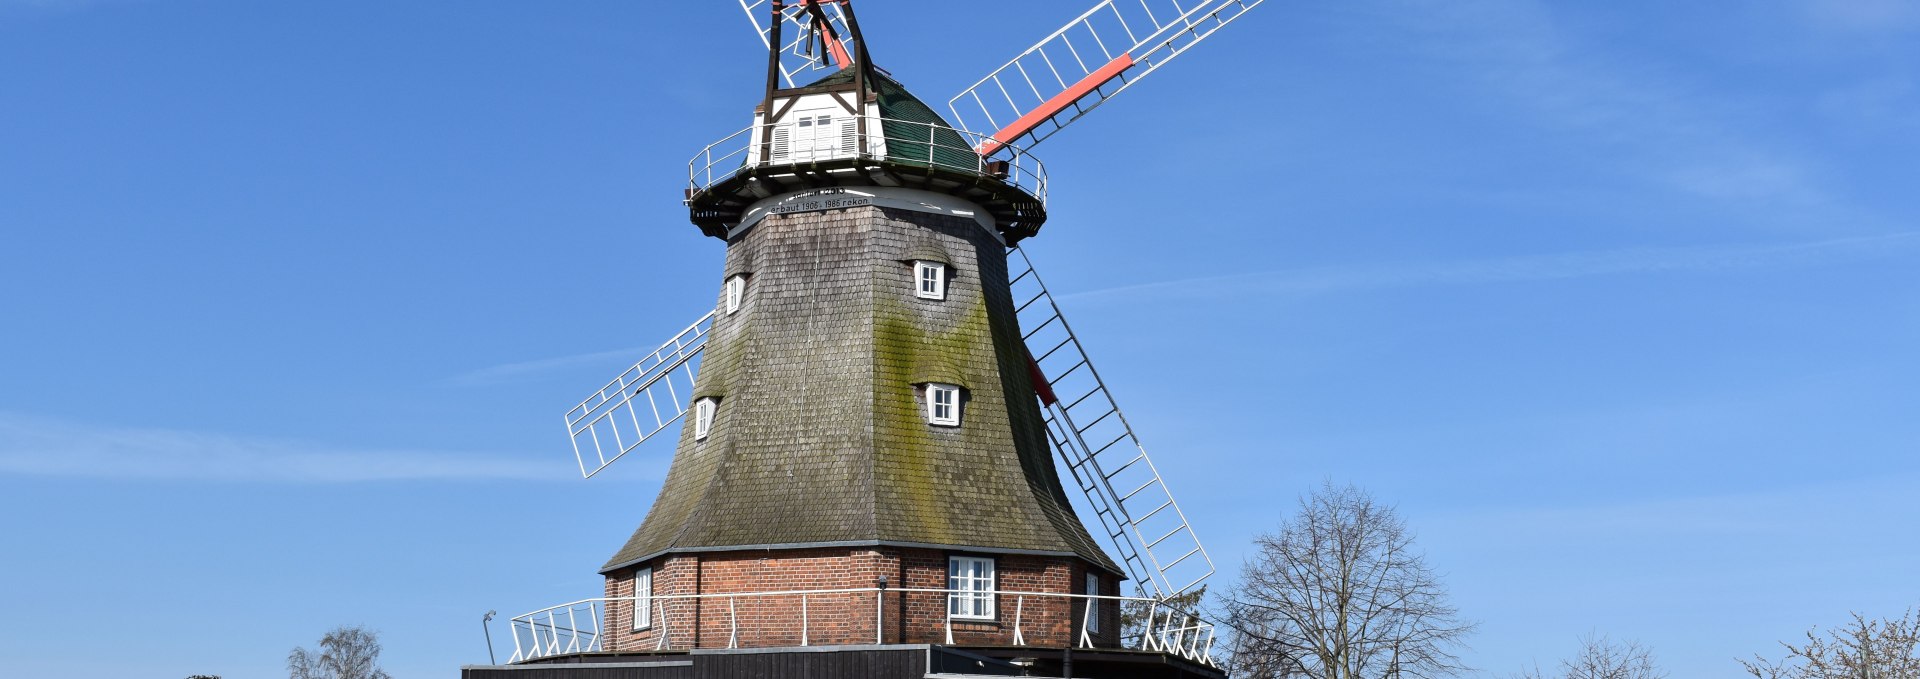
[2,1,1915,677]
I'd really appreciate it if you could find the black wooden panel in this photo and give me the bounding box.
[463,648,924,679]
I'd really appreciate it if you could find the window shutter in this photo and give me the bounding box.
[771,127,790,162]
[839,118,858,155]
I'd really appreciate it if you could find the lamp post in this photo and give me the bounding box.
[482,610,497,665]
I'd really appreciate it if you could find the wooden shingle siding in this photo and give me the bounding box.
[603,202,1115,576]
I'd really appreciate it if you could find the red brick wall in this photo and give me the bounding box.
[601,546,1119,651]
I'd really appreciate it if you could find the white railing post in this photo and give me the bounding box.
[728,597,739,649]
[1011,596,1026,646]
[653,598,669,651]
[800,594,809,647]
[585,603,602,653]
[1079,597,1095,649]
[1139,602,1159,651]
[564,607,580,654]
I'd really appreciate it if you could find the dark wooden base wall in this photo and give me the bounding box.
[462,645,1225,679]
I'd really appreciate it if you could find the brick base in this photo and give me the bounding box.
[602,546,1120,651]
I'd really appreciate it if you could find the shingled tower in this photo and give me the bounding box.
[596,4,1122,652]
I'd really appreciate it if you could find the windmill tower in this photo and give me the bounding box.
[492,2,1266,677]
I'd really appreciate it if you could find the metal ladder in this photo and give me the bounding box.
[565,311,716,479]
[1009,248,1214,598]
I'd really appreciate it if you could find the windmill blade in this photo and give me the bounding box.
[564,310,717,479]
[951,0,1266,156]
[738,0,859,89]
[1008,247,1215,599]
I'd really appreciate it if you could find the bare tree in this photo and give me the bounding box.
[288,625,393,679]
[1116,583,1210,651]
[1221,482,1474,679]
[1740,610,1920,679]
[1517,634,1665,679]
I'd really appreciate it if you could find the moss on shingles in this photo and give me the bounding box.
[870,288,996,544]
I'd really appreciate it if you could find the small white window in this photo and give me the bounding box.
[632,566,653,630]
[948,556,996,620]
[915,261,946,300]
[1085,573,1101,633]
[927,383,960,427]
[693,397,717,440]
[724,275,745,315]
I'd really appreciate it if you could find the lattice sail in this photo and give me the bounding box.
[738,0,859,88]
[1009,248,1215,598]
[950,0,1267,156]
[565,311,716,479]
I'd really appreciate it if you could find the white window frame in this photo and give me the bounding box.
[632,566,653,631]
[926,383,960,427]
[1085,572,1101,633]
[947,555,996,621]
[789,113,851,161]
[914,261,947,301]
[693,397,717,440]
[724,275,744,315]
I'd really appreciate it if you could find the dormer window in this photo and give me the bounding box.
[724,275,745,315]
[926,383,961,427]
[693,397,717,440]
[915,261,947,301]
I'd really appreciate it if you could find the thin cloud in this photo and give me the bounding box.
[1057,232,1919,303]
[1801,0,1920,33]
[1433,470,1920,541]
[1392,0,1833,211]
[446,346,647,387]
[0,413,563,483]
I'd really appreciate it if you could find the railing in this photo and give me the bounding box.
[507,587,1217,667]
[686,116,1048,206]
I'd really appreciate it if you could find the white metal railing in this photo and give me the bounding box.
[506,587,1217,666]
[687,116,1047,206]
[565,310,716,478]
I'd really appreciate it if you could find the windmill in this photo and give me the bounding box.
[497,2,1266,676]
